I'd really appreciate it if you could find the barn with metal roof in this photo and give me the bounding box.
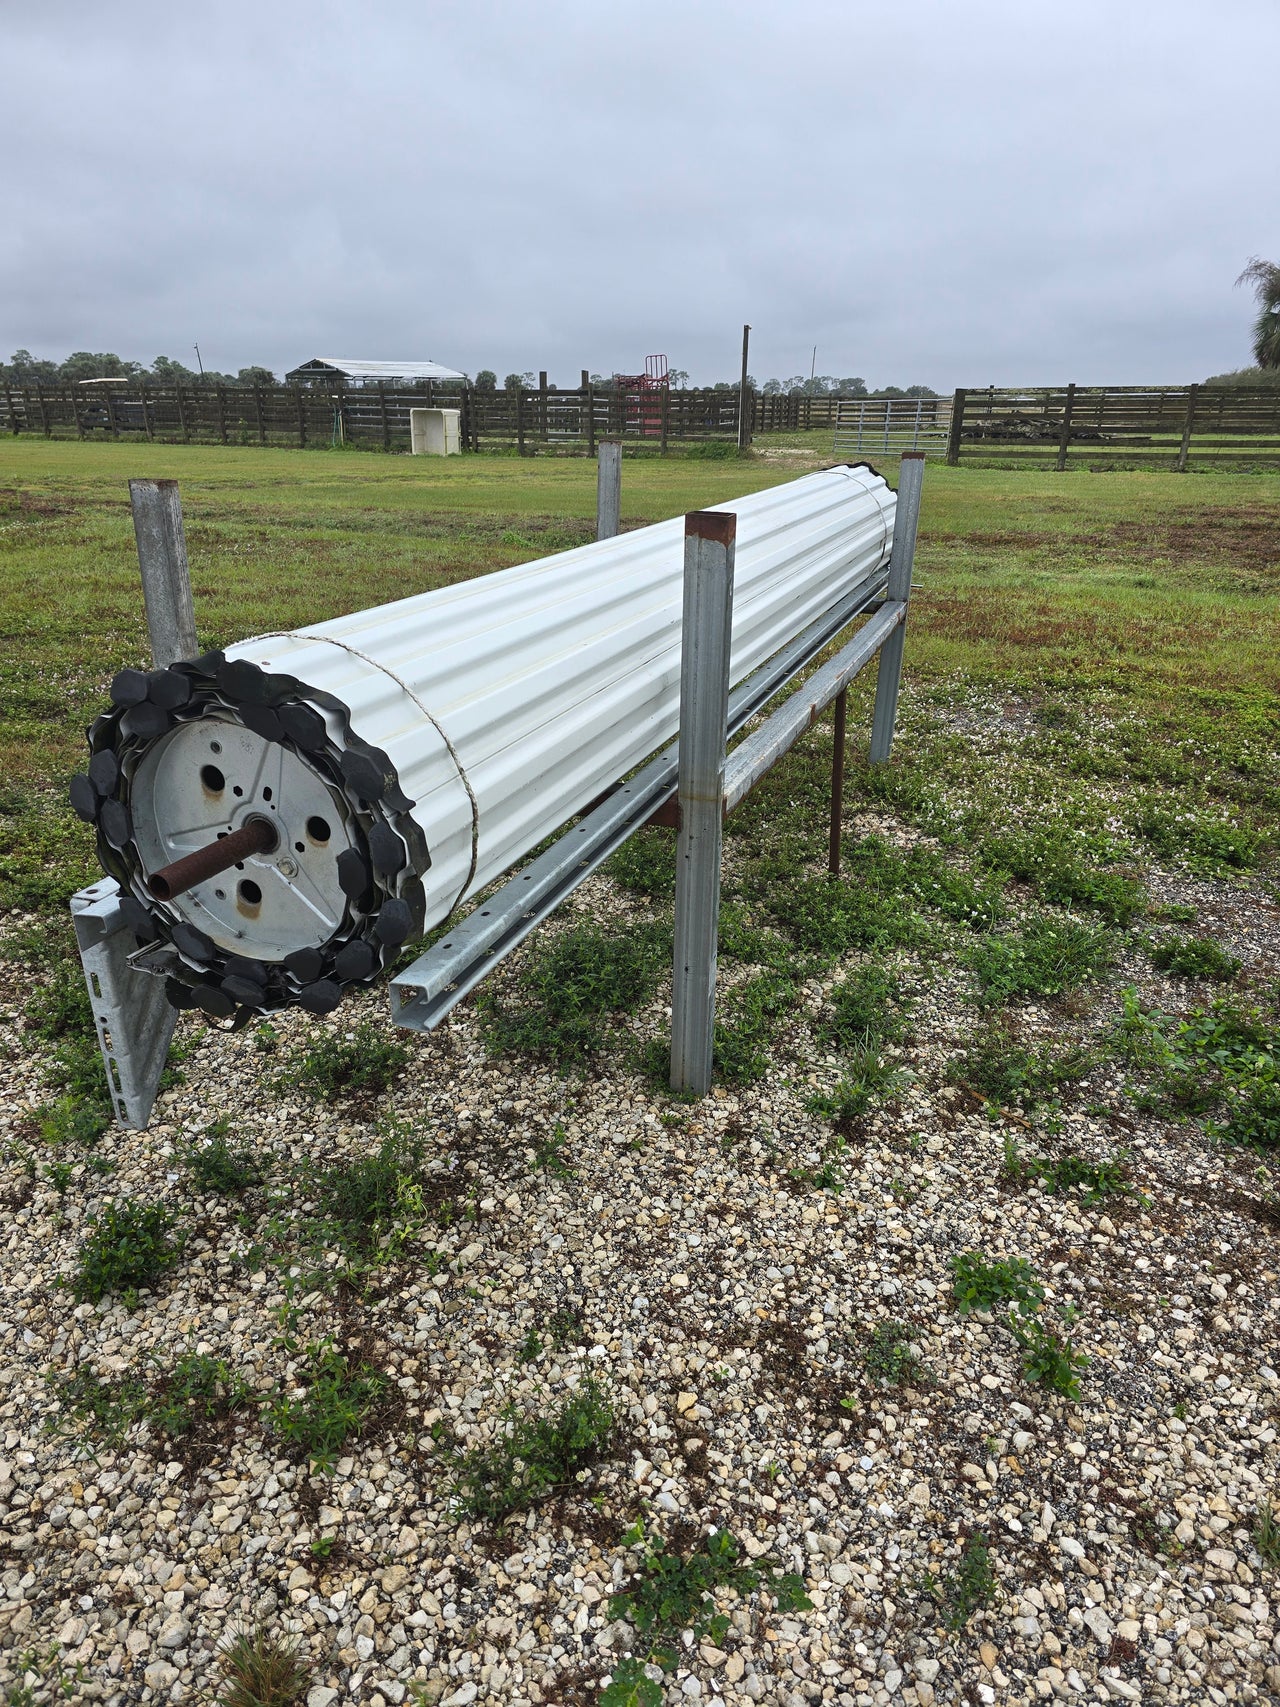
[284,357,467,386]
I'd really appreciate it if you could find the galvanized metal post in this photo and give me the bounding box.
[129,479,198,667]
[828,686,847,875]
[670,511,736,1096]
[596,441,622,541]
[869,452,925,764]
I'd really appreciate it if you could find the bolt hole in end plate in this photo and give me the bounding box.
[131,717,356,956]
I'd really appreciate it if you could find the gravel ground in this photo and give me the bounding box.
[2,799,1279,1705]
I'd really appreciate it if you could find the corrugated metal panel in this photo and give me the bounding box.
[231,464,895,930]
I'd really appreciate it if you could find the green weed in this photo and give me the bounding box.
[310,1125,440,1262]
[44,1365,150,1446]
[1150,934,1241,981]
[479,920,668,1065]
[608,1521,811,1672]
[788,1133,851,1191]
[532,1122,576,1177]
[600,1660,663,1707]
[713,971,796,1084]
[981,828,1146,925]
[182,1118,264,1194]
[36,1094,110,1147]
[942,1531,997,1630]
[265,1339,390,1472]
[448,1377,615,1521]
[966,915,1114,1006]
[3,1643,87,1707]
[950,1250,1044,1315]
[950,1020,1093,1107]
[285,1021,410,1100]
[1023,1148,1134,1205]
[148,1351,256,1438]
[45,1349,256,1449]
[216,1624,310,1707]
[863,1320,932,1388]
[1254,1497,1280,1566]
[1010,1310,1088,1399]
[70,1199,181,1306]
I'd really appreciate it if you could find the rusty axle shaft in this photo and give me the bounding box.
[147,816,279,902]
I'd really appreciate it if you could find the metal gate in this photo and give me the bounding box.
[833,396,950,458]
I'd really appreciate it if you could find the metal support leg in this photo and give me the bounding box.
[69,479,196,1132]
[670,511,736,1097]
[596,441,622,541]
[869,451,925,764]
[828,687,847,875]
[71,881,178,1130]
[129,479,197,666]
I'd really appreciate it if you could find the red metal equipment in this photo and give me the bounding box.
[614,354,669,436]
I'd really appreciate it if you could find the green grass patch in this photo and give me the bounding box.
[967,915,1115,1006]
[806,1051,909,1126]
[216,1625,311,1707]
[283,1020,410,1101]
[1149,933,1241,981]
[1114,989,1280,1146]
[607,828,677,897]
[479,919,669,1066]
[950,1020,1093,1107]
[981,828,1146,925]
[821,963,910,1054]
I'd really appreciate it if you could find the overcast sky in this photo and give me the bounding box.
[3,1,1274,389]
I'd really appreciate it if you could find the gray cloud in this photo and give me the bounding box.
[2,0,1274,387]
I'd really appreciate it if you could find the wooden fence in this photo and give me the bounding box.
[0,380,742,453]
[6,379,1278,466]
[943,385,1280,469]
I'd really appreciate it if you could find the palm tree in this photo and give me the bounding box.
[1236,257,1280,368]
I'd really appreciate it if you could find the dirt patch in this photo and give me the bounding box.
[933,511,1280,573]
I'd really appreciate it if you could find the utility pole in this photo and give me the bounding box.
[737,323,751,451]
[811,345,817,382]
[193,343,204,378]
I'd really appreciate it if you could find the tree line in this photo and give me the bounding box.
[1,350,276,387]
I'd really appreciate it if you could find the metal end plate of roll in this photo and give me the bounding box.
[71,465,896,1020]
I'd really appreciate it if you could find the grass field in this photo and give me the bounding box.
[4,438,1280,1702]
[2,436,1277,910]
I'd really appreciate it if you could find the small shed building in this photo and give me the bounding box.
[284,357,467,387]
